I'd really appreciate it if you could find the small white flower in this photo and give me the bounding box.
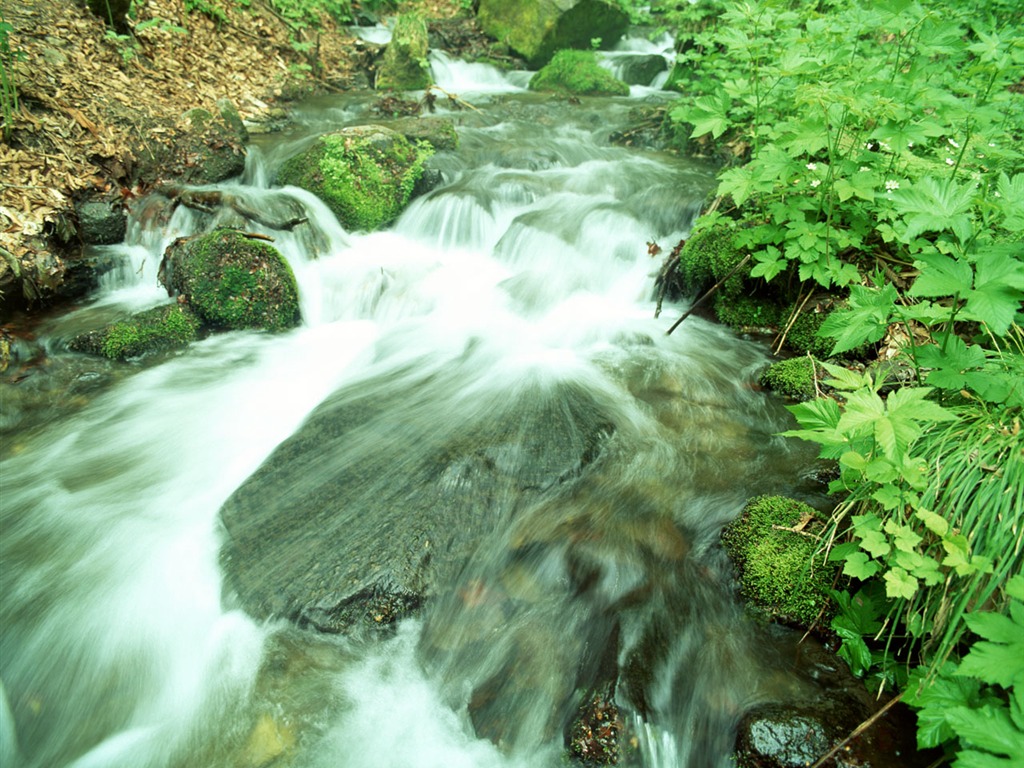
[989,142,996,147]
[948,138,960,148]
[806,162,817,171]
[907,141,914,148]
[994,191,1002,198]
[810,179,821,187]
[946,158,955,165]
[885,180,900,191]
[859,166,870,172]
[880,141,892,152]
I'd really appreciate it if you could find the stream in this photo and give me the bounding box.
[1,38,831,768]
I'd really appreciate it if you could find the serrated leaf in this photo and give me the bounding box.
[963,251,1024,336]
[945,705,1024,758]
[843,550,882,579]
[820,284,898,355]
[909,251,974,298]
[891,177,977,244]
[884,566,919,599]
[914,508,949,536]
[905,666,981,749]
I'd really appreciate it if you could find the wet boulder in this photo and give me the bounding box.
[218,370,615,634]
[375,13,432,91]
[388,116,459,152]
[158,228,300,332]
[476,0,629,68]
[68,303,201,360]
[75,196,126,245]
[276,125,433,232]
[529,50,629,97]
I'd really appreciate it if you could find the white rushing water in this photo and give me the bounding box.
[1,59,817,768]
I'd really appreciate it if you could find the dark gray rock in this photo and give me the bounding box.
[75,199,126,245]
[218,369,615,634]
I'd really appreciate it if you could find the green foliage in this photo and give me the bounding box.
[666,0,1024,298]
[904,575,1024,764]
[184,0,227,24]
[721,495,837,627]
[528,49,629,97]
[786,365,1023,678]
[759,355,820,401]
[0,11,21,144]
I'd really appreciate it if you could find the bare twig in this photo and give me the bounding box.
[665,254,751,335]
[807,693,904,768]
[773,288,814,355]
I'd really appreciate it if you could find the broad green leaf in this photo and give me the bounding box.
[914,508,949,537]
[834,626,873,677]
[945,705,1024,758]
[884,520,923,552]
[785,397,842,431]
[905,665,981,749]
[819,284,898,355]
[1007,575,1024,603]
[963,611,1024,646]
[821,361,870,391]
[674,93,733,140]
[951,749,1019,768]
[884,567,919,599]
[909,252,973,298]
[918,336,988,391]
[957,608,1024,689]
[885,386,957,423]
[843,551,881,579]
[891,177,976,244]
[859,528,892,559]
[963,251,1024,336]
[995,172,1024,231]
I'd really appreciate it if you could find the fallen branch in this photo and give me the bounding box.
[665,254,751,335]
[155,185,308,230]
[807,692,904,768]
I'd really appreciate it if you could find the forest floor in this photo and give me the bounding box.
[0,0,466,312]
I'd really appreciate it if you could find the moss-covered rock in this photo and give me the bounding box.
[528,49,629,97]
[376,13,432,91]
[784,302,837,359]
[69,303,201,360]
[388,116,459,152]
[759,356,822,401]
[721,495,837,628]
[277,125,433,232]
[713,293,784,331]
[159,229,300,332]
[476,0,629,68]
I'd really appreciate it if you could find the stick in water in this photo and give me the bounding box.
[665,254,751,335]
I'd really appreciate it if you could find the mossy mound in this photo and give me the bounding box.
[759,356,822,401]
[375,13,432,91]
[159,229,300,332]
[476,0,629,69]
[277,125,433,232]
[69,303,201,360]
[721,495,837,628]
[528,50,629,97]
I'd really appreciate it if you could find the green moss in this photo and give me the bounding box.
[759,356,821,401]
[477,0,629,68]
[721,495,836,628]
[784,303,836,358]
[278,127,433,232]
[713,293,784,330]
[676,216,744,292]
[70,304,201,360]
[375,13,432,91]
[528,50,629,97]
[166,229,300,332]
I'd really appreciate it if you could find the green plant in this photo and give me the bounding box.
[184,0,227,24]
[904,574,1024,765]
[0,12,18,143]
[104,30,138,65]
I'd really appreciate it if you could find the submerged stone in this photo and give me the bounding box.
[69,303,201,360]
[218,371,616,634]
[276,125,433,232]
[476,0,629,69]
[159,228,300,332]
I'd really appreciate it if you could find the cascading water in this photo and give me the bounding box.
[1,55,825,768]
